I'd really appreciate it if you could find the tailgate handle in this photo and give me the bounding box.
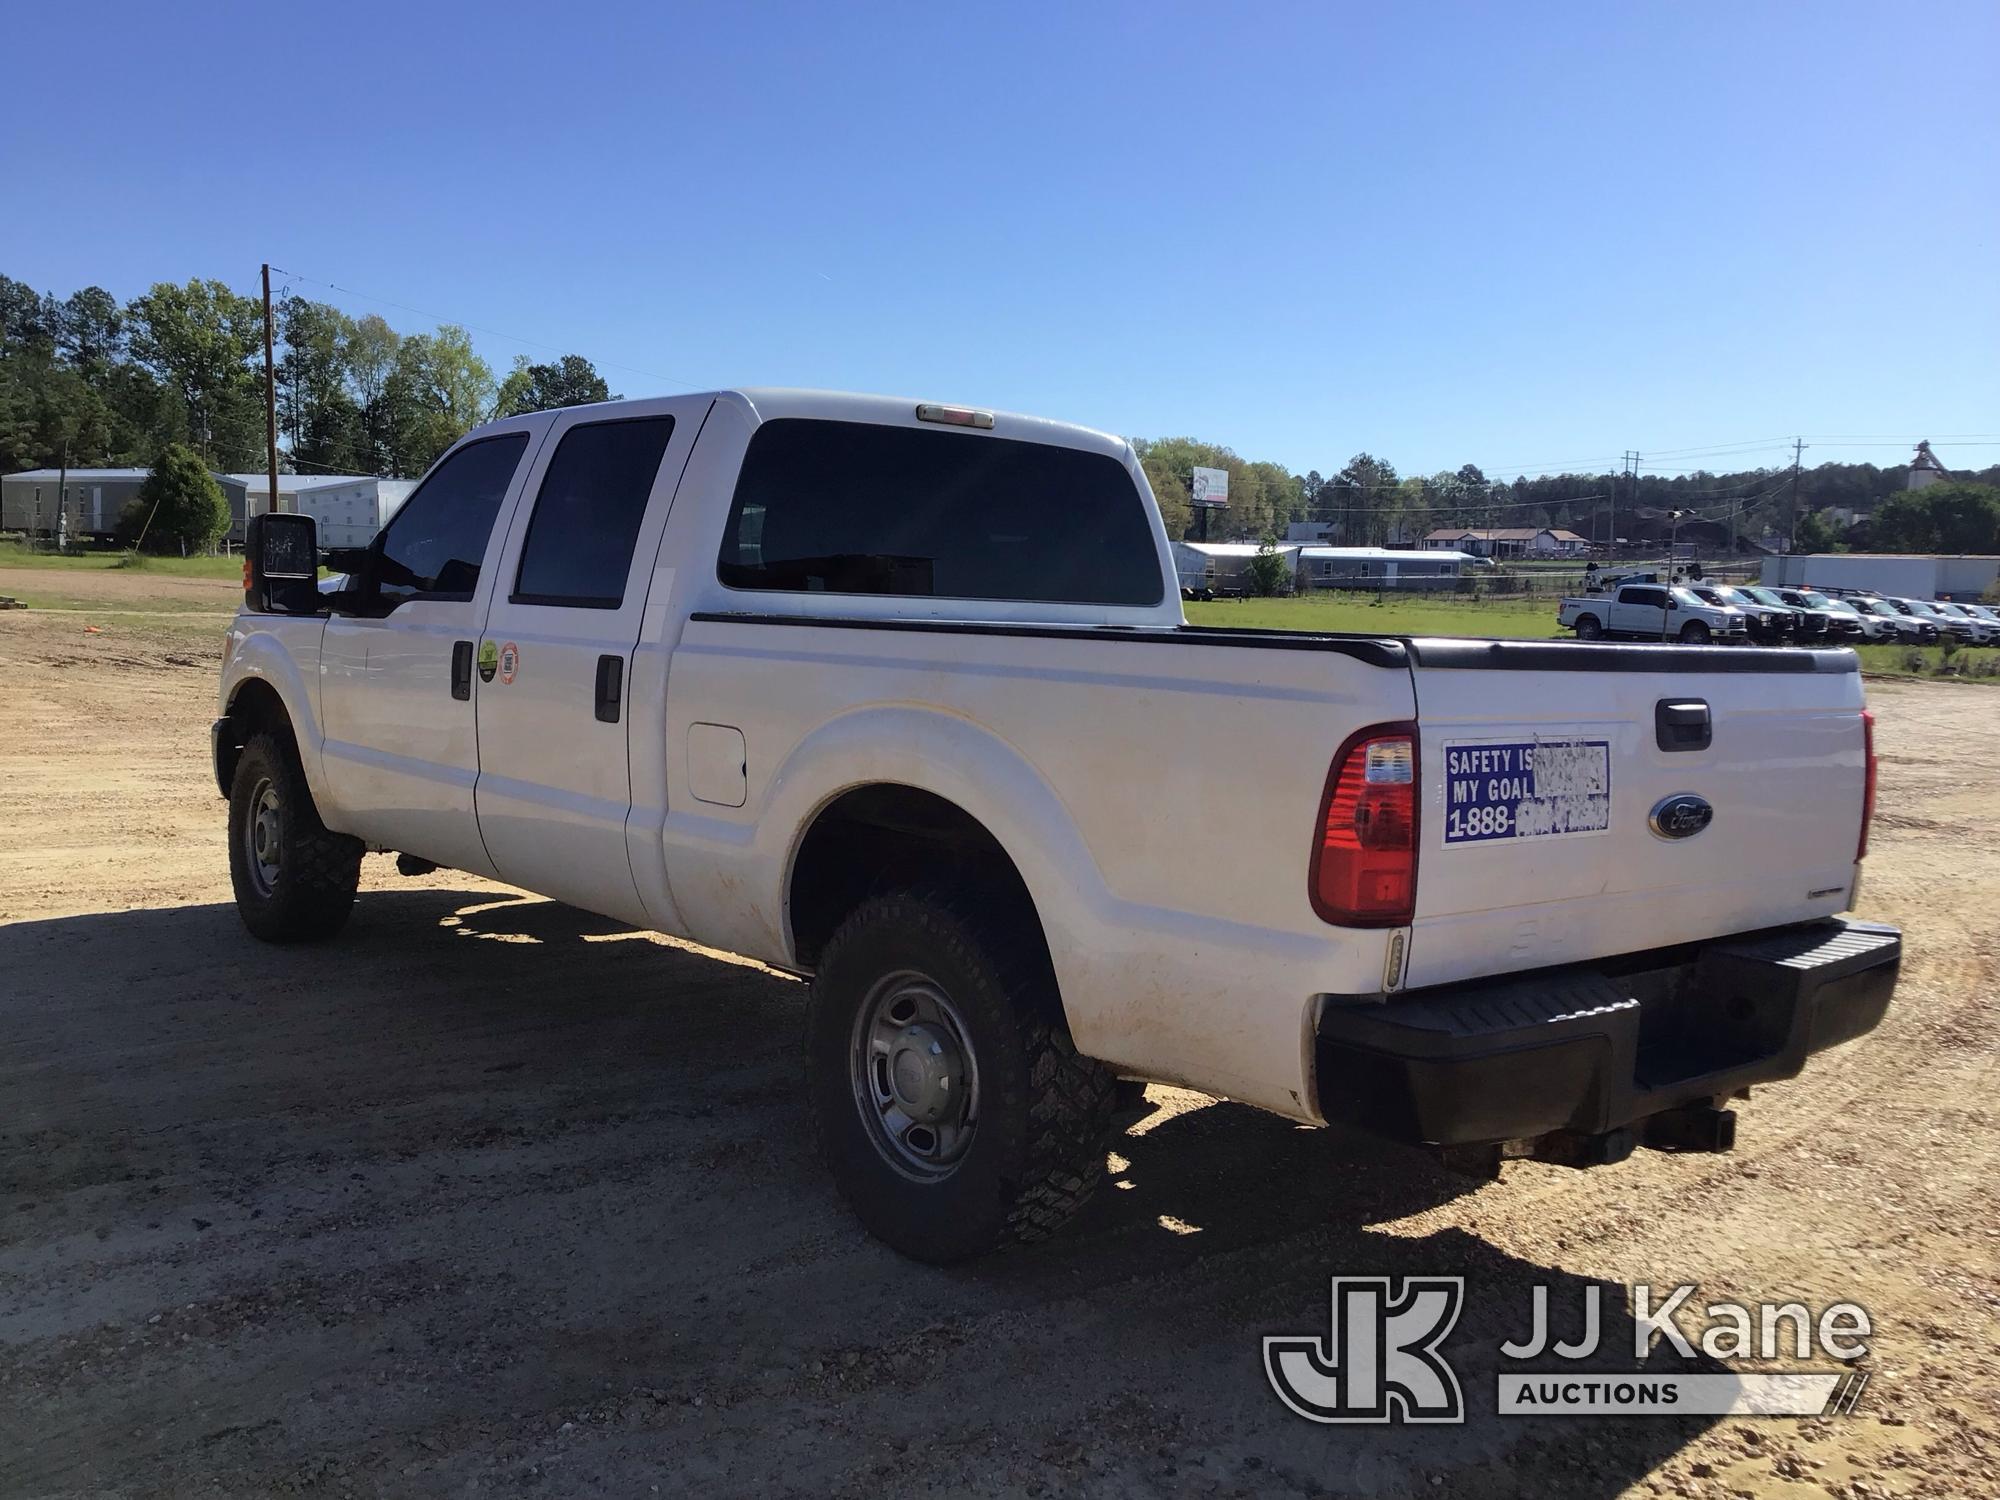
[1655,698,1710,752]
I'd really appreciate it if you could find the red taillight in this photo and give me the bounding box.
[1856,708,1877,861]
[1310,723,1419,927]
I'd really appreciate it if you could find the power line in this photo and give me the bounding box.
[268,265,708,394]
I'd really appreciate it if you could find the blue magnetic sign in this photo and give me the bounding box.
[1443,739,1612,845]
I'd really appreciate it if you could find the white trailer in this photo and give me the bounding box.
[291,479,417,550]
[1762,552,2000,601]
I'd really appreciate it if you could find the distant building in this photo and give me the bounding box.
[1171,540,1301,594]
[1906,441,1949,491]
[3,465,410,545]
[1422,526,1589,559]
[223,474,416,549]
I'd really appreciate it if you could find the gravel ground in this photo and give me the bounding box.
[2,571,1996,1498]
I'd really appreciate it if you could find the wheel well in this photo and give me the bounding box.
[217,678,292,794]
[788,785,1044,971]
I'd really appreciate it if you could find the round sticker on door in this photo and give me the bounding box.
[498,642,520,685]
[476,639,499,683]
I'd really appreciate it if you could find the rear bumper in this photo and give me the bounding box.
[1314,919,1899,1147]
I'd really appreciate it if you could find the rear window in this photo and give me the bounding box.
[715,418,1163,606]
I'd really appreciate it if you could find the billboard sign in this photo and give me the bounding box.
[1191,466,1230,509]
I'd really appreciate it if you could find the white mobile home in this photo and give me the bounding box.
[1170,540,1302,595]
[1296,547,1486,591]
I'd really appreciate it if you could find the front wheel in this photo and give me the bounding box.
[1678,621,1712,644]
[228,732,363,943]
[807,891,1116,1264]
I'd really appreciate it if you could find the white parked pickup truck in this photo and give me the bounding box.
[214,390,1900,1262]
[1557,583,1750,644]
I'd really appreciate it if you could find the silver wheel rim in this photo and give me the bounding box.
[849,969,980,1181]
[245,776,282,898]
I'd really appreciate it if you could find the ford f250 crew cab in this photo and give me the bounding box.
[214,389,1900,1263]
[1557,583,1750,643]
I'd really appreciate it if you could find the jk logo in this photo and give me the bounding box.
[1264,1277,1466,1424]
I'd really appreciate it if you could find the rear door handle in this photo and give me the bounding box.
[451,640,473,701]
[594,654,624,724]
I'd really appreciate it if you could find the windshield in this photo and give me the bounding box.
[1861,600,1898,617]
[1822,599,1859,615]
[1740,586,1785,606]
[1800,591,1836,607]
[1905,600,1941,616]
[1692,588,1727,606]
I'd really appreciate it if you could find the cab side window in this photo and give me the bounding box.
[374,433,530,607]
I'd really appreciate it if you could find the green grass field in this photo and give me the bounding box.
[0,542,243,579]
[1185,593,1557,638]
[1185,592,2000,683]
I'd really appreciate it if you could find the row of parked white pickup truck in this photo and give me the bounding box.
[1558,573,2000,646]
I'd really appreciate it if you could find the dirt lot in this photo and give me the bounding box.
[3,569,1996,1498]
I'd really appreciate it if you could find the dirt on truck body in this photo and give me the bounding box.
[1,568,1997,1498]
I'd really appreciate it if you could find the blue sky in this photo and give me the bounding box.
[10,1,1997,479]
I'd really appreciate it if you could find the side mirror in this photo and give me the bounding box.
[245,512,323,616]
[1666,597,1679,610]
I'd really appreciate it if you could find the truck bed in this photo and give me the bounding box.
[666,612,1865,1117]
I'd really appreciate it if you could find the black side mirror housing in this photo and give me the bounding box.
[245,512,323,616]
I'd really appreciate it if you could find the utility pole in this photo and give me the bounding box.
[1615,450,1639,560]
[1785,437,1807,553]
[262,264,280,549]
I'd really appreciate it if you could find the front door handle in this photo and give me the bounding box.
[450,640,473,701]
[594,654,624,724]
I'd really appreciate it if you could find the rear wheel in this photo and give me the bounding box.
[228,732,362,943]
[1678,621,1711,644]
[807,891,1116,1264]
[1573,614,1604,641]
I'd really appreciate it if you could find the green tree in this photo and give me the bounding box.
[492,352,617,417]
[128,279,264,467]
[345,314,402,472]
[1245,534,1292,596]
[278,295,365,471]
[1139,453,1192,539]
[123,443,230,552]
[1794,509,1839,553]
[1871,483,2000,554]
[382,325,495,475]
[1328,453,1399,544]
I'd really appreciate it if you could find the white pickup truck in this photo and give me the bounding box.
[215,389,1900,1262]
[1558,582,1750,644]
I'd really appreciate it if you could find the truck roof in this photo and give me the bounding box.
[465,387,1132,461]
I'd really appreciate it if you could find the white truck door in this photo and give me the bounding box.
[1616,584,1670,637]
[472,398,710,926]
[318,427,544,876]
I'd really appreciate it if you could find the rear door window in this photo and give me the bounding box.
[716,418,1162,606]
[512,416,676,607]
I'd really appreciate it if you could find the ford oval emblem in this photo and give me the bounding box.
[1649,792,1714,840]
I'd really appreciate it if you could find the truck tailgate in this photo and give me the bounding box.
[1402,640,1867,991]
